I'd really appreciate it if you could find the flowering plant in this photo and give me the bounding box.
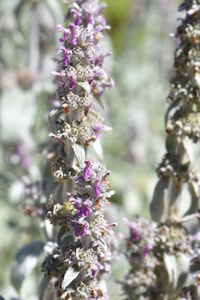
[41,1,115,299]
[123,1,200,299]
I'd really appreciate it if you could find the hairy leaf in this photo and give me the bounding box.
[72,144,85,168]
[150,177,169,222]
[61,267,79,289]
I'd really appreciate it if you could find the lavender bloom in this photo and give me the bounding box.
[73,220,88,237]
[94,180,101,198]
[72,197,92,218]
[41,1,115,299]
[83,160,92,180]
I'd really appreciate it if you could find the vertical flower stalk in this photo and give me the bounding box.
[122,1,200,299]
[41,1,115,299]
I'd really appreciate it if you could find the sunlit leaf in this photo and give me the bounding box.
[61,267,79,289]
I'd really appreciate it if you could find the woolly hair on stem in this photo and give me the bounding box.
[40,1,115,299]
[122,1,200,299]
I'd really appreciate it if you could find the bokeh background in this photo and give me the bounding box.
[0,0,180,299]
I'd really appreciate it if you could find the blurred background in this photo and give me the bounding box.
[0,0,180,299]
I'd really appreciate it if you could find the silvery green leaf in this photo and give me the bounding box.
[176,253,190,291]
[72,144,85,168]
[162,253,189,294]
[48,109,61,122]
[77,81,91,94]
[163,253,177,293]
[44,219,54,240]
[61,268,79,289]
[39,275,50,300]
[150,177,169,222]
[187,181,199,214]
[175,183,192,218]
[92,139,103,160]
[11,241,44,291]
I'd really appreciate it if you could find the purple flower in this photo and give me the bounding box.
[142,244,151,257]
[60,74,65,88]
[71,7,82,25]
[68,74,76,89]
[91,268,98,277]
[87,13,93,24]
[72,198,92,218]
[94,180,101,198]
[92,124,103,138]
[73,220,88,237]
[60,47,70,66]
[130,226,140,241]
[15,145,31,169]
[69,23,77,46]
[84,160,92,180]
[57,24,68,43]
[124,218,140,241]
[81,200,92,218]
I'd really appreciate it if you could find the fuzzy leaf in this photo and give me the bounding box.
[72,144,85,167]
[61,267,79,289]
[92,139,103,160]
[162,253,189,294]
[176,253,190,291]
[77,81,91,94]
[163,253,177,292]
[150,177,169,222]
[11,241,44,291]
[187,181,200,214]
[39,275,50,300]
[48,109,61,122]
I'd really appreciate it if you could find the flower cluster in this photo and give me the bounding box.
[41,1,115,299]
[122,218,200,300]
[123,1,200,299]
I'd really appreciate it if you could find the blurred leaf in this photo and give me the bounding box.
[1,87,35,142]
[61,267,79,289]
[46,0,63,23]
[0,296,6,300]
[39,275,50,300]
[11,241,44,291]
